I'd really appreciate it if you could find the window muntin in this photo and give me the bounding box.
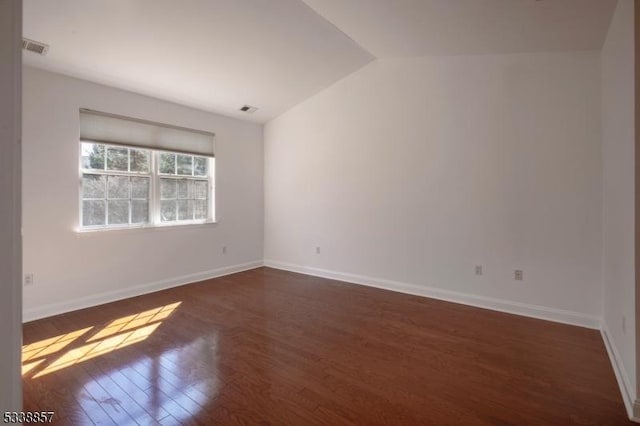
[158,153,209,177]
[81,143,151,174]
[80,142,213,230]
[159,178,209,222]
[157,152,209,223]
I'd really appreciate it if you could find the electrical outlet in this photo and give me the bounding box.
[475,265,483,275]
[222,246,227,254]
[24,273,34,286]
[514,270,523,281]
[316,246,321,254]
[622,316,627,334]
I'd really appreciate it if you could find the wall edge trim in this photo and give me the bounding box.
[23,260,264,322]
[263,260,601,329]
[601,324,637,421]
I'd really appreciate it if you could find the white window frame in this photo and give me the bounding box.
[79,141,215,231]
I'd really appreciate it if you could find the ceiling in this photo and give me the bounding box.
[24,0,618,123]
[23,0,373,123]
[302,0,618,57]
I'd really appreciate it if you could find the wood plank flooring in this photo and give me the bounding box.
[23,267,631,425]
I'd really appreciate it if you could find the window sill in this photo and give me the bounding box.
[75,221,217,237]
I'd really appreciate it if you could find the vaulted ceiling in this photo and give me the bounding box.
[23,0,618,123]
[302,0,618,57]
[22,0,373,123]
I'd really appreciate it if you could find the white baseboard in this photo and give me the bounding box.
[601,324,637,421]
[263,260,601,329]
[23,260,264,322]
[634,399,640,423]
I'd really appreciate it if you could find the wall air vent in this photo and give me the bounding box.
[22,38,49,55]
[239,105,259,114]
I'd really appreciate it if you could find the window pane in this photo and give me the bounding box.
[193,180,208,199]
[108,175,130,199]
[178,200,192,221]
[194,157,207,176]
[131,200,149,224]
[82,200,105,226]
[177,179,191,199]
[106,147,128,171]
[194,200,207,220]
[80,147,214,229]
[81,143,105,170]
[130,149,150,173]
[82,174,106,199]
[108,200,129,224]
[177,155,193,175]
[160,178,176,199]
[161,200,177,221]
[131,177,149,199]
[159,153,176,174]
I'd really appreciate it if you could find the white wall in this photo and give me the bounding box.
[601,0,636,416]
[265,51,603,326]
[0,0,23,412]
[22,67,264,321]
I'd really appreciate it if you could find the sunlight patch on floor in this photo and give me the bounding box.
[22,302,182,378]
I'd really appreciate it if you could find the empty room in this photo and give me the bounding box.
[1,0,638,424]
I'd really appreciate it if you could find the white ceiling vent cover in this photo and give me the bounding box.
[22,38,49,55]
[239,105,259,114]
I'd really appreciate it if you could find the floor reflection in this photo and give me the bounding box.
[23,301,222,423]
[77,335,219,424]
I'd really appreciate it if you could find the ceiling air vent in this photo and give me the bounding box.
[239,105,259,114]
[22,38,49,55]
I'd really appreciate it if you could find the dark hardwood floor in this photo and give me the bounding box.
[23,267,631,425]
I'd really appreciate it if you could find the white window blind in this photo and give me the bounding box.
[79,109,215,157]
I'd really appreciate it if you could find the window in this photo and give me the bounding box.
[78,109,215,230]
[80,142,214,229]
[158,152,210,222]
